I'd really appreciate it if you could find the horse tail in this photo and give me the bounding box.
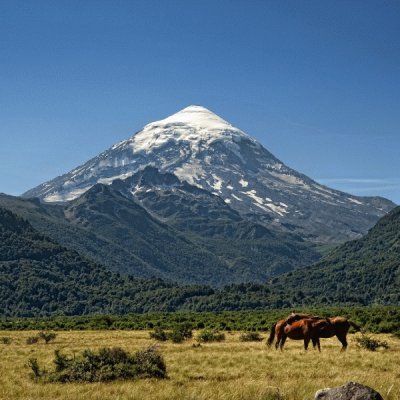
[267,322,277,347]
[349,320,361,332]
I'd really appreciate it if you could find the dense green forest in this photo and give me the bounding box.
[1,307,399,336]
[0,205,399,318]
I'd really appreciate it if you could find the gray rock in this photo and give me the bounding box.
[315,381,383,400]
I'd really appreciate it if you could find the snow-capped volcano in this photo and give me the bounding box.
[23,105,395,242]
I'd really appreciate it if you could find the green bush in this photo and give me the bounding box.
[239,331,263,342]
[27,358,43,381]
[132,346,167,379]
[28,346,167,383]
[197,329,225,343]
[26,336,39,345]
[169,325,193,343]
[355,334,389,351]
[150,325,192,343]
[149,328,168,341]
[0,336,12,344]
[168,330,185,343]
[174,324,193,340]
[26,332,57,345]
[38,332,57,344]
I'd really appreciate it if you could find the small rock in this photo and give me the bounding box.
[314,381,383,400]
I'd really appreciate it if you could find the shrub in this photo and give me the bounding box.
[174,324,193,340]
[150,325,192,343]
[355,334,389,351]
[27,358,43,381]
[149,328,168,341]
[168,325,193,343]
[168,330,185,343]
[197,329,225,343]
[38,332,57,344]
[29,346,167,383]
[132,346,167,379]
[0,336,12,344]
[26,336,39,345]
[239,331,263,342]
[26,332,57,344]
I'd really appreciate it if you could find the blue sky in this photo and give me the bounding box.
[1,1,399,203]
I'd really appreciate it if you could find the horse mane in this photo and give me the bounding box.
[285,312,323,324]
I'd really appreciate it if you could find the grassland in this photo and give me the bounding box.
[0,330,399,400]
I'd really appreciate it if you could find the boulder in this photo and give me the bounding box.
[315,382,383,400]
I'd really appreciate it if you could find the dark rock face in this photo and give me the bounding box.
[315,382,383,400]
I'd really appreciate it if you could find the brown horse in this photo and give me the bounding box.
[281,318,328,351]
[268,314,361,351]
[267,313,321,350]
[280,317,360,351]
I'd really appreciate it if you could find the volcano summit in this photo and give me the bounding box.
[23,105,395,242]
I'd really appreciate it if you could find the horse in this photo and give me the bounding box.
[269,314,361,351]
[280,318,328,351]
[267,313,361,351]
[305,316,361,351]
[267,313,322,350]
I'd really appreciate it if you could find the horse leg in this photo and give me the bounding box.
[304,336,310,351]
[275,331,281,350]
[312,337,321,352]
[279,335,287,351]
[336,334,348,351]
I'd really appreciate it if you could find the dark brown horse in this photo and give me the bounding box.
[307,316,361,351]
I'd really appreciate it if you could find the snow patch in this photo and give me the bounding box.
[43,187,91,203]
[239,179,249,188]
[231,194,243,202]
[211,175,223,191]
[348,197,363,205]
[243,189,264,205]
[264,203,287,216]
[270,172,311,190]
[174,160,206,186]
[98,172,134,185]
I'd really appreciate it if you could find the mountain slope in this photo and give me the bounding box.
[63,183,236,285]
[0,207,198,316]
[1,170,320,286]
[109,166,320,278]
[265,205,400,306]
[0,191,236,286]
[22,105,395,243]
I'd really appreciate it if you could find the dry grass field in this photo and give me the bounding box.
[0,330,399,400]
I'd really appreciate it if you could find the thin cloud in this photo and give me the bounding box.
[316,178,400,197]
[318,178,400,185]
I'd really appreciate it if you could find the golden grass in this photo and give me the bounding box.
[0,330,399,400]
